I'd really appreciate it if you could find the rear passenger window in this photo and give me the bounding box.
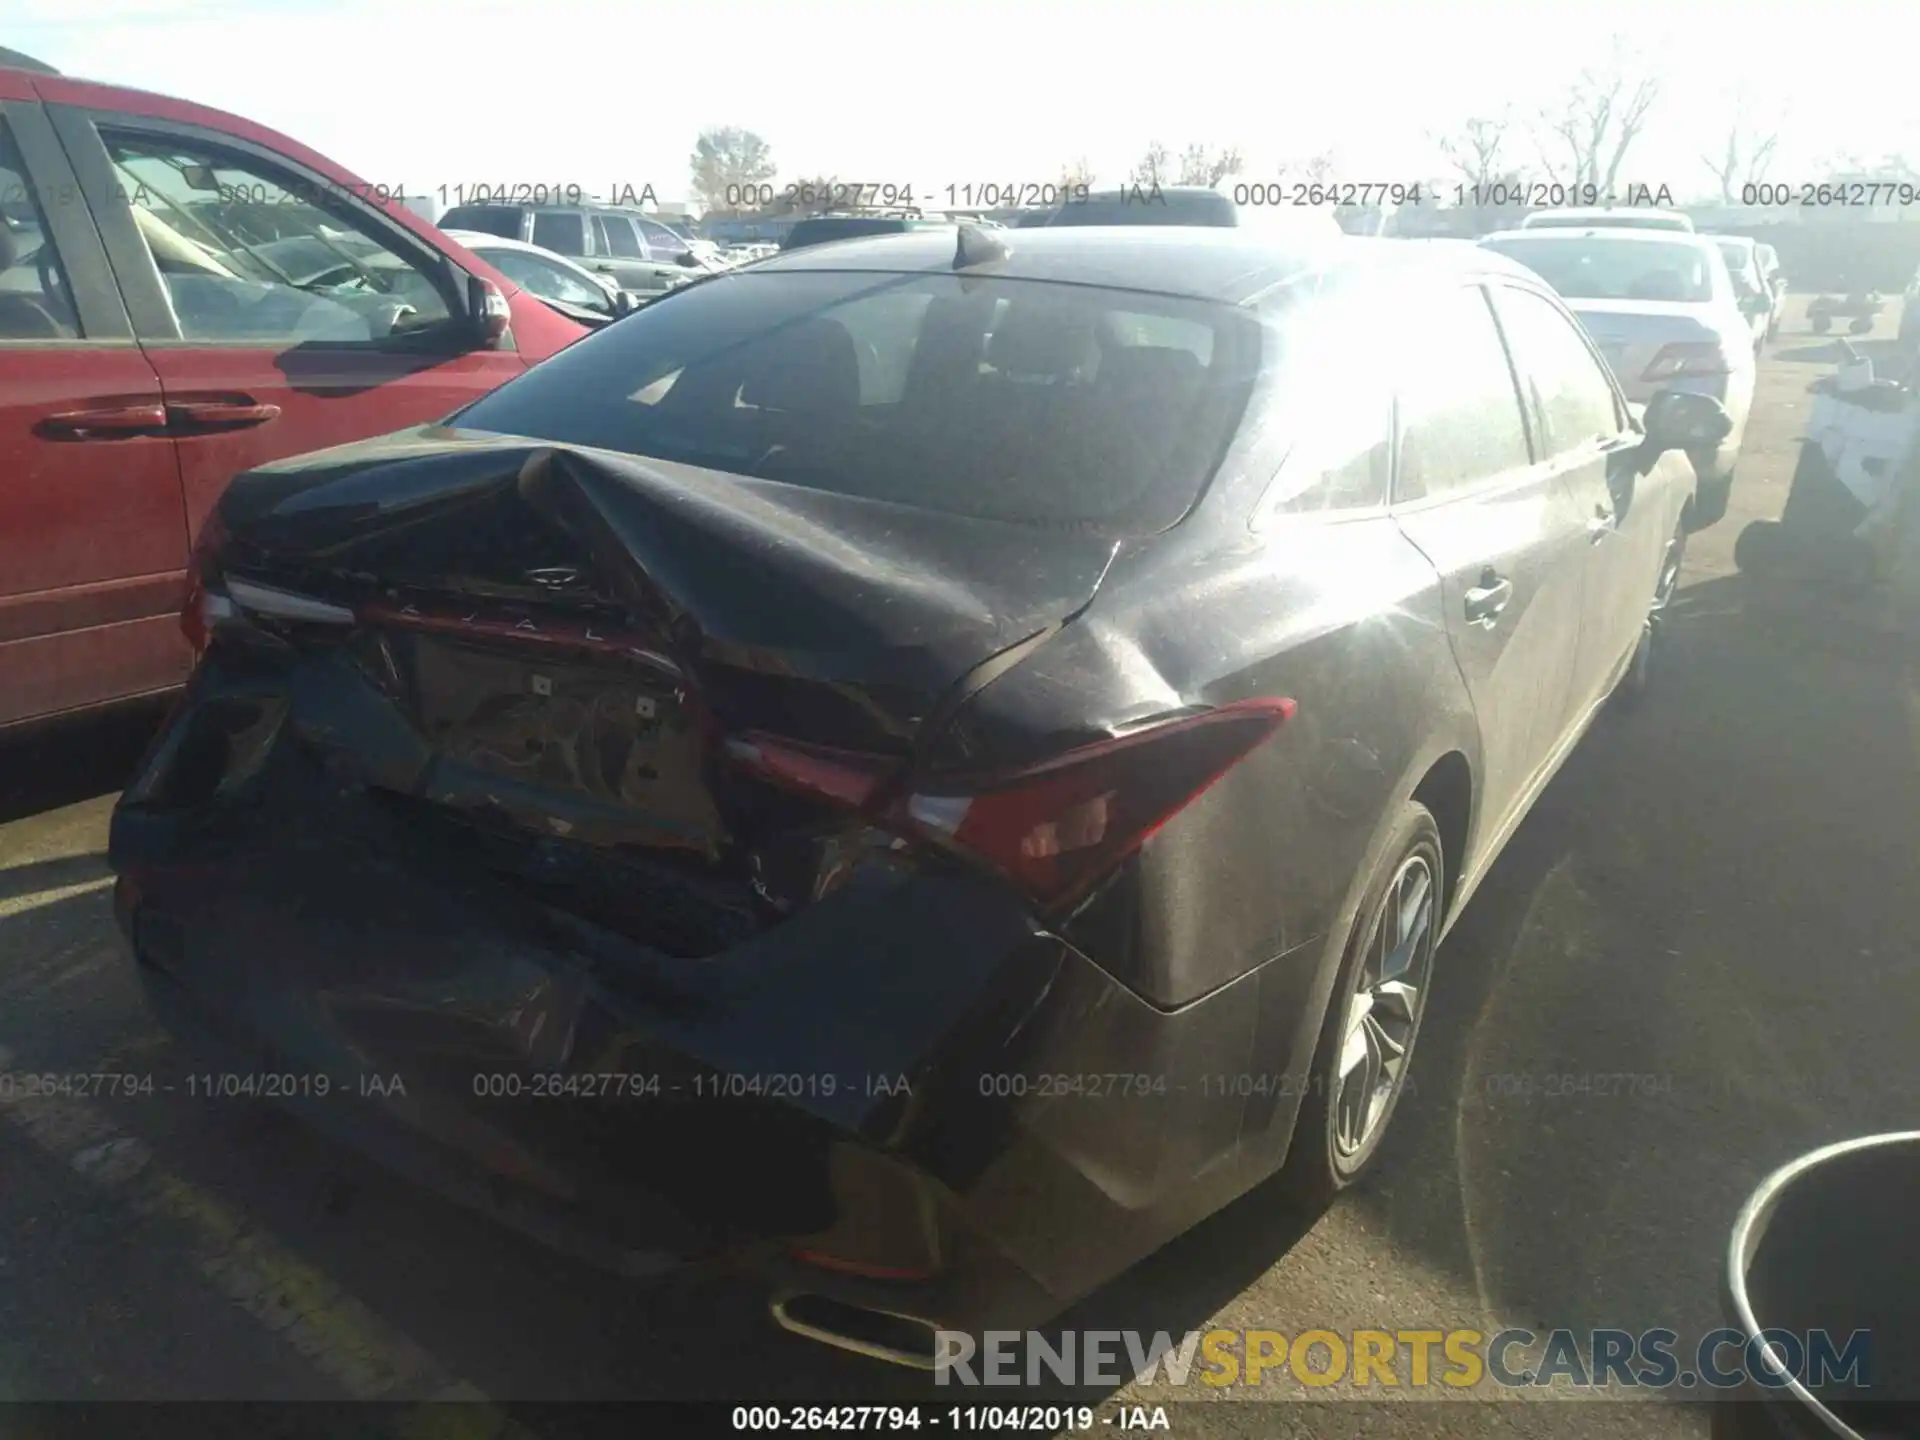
[0,122,82,339]
[1262,294,1391,515]
[1489,285,1622,459]
[532,212,586,254]
[1395,284,1533,503]
[600,216,645,258]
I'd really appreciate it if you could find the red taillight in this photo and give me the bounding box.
[179,512,229,657]
[724,732,901,810]
[897,697,1295,910]
[1641,342,1730,381]
[724,699,1295,912]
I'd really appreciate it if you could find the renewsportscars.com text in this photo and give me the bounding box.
[933,1327,1870,1391]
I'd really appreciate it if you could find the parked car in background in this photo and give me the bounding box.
[0,52,586,731]
[442,230,635,328]
[1900,262,1920,352]
[1519,207,1695,233]
[110,227,1727,1367]
[436,200,706,295]
[1480,228,1755,529]
[1022,185,1346,241]
[1755,241,1787,312]
[779,210,958,251]
[1709,234,1778,345]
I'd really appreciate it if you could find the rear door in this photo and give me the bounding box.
[46,103,529,544]
[0,88,190,726]
[590,212,675,294]
[1487,280,1664,717]
[1387,280,1591,853]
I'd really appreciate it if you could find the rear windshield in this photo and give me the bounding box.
[453,269,1263,532]
[1042,192,1237,227]
[1524,212,1690,232]
[1482,236,1718,303]
[437,205,524,239]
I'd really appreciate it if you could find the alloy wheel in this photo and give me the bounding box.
[1331,851,1437,1167]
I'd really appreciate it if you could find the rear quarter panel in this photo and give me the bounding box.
[941,508,1478,1186]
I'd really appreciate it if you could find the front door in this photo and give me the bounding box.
[1487,281,1665,717]
[0,94,190,726]
[1387,281,1591,853]
[48,108,529,543]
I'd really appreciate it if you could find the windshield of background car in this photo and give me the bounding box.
[452,269,1264,533]
[782,218,909,248]
[437,205,525,238]
[1526,212,1688,231]
[1043,192,1237,227]
[1481,236,1717,303]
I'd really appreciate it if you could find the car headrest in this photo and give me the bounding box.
[987,300,1100,380]
[1096,345,1205,393]
[741,316,860,414]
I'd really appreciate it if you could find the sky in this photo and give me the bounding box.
[10,0,1919,209]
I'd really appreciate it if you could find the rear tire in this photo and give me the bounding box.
[1279,801,1444,1210]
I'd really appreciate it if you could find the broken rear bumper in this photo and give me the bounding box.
[109,680,1272,1357]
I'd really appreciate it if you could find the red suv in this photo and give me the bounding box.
[0,54,587,730]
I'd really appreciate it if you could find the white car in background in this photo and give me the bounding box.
[1481,227,1755,529]
[441,229,636,326]
[1519,206,1695,233]
[1709,234,1780,345]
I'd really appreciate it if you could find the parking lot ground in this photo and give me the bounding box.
[2,296,1918,1436]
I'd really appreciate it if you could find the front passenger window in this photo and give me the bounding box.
[1395,284,1533,503]
[1490,285,1623,459]
[104,131,453,344]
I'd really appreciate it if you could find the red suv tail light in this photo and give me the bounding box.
[179,512,230,658]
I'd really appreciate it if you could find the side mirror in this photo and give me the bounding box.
[676,250,702,268]
[1741,292,1770,316]
[466,274,511,346]
[1643,389,1733,453]
[612,289,635,316]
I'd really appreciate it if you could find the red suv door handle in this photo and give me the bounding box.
[168,400,282,431]
[39,402,170,440]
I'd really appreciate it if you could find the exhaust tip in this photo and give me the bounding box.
[770,1292,941,1370]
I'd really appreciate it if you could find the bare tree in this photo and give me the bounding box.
[1435,114,1515,188]
[1702,92,1783,201]
[1129,142,1173,186]
[1056,157,1095,191]
[1277,150,1338,187]
[689,127,777,213]
[1532,42,1662,192]
[1176,143,1245,187]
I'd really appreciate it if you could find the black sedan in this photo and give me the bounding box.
[109,226,1731,1366]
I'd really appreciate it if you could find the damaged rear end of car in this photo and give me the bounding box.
[111,249,1293,1361]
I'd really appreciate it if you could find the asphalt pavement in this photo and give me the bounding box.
[3,296,1917,1439]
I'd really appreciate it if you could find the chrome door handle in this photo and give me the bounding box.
[1588,507,1615,543]
[1464,576,1513,626]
